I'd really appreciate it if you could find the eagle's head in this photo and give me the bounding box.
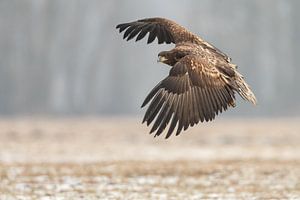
[158,50,189,66]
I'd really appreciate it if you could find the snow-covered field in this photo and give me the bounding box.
[0,118,299,199]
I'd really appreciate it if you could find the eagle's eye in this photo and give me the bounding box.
[175,52,185,61]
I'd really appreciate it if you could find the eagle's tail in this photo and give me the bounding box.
[234,71,257,105]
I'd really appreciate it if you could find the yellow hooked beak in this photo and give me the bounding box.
[157,56,168,63]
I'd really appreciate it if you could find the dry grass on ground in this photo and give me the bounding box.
[0,118,299,199]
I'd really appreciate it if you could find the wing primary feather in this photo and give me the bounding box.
[181,90,188,131]
[165,95,179,138]
[165,29,175,43]
[194,87,204,122]
[190,87,198,126]
[204,88,214,120]
[141,82,162,108]
[123,25,138,39]
[160,28,171,44]
[215,88,224,112]
[189,90,195,127]
[176,95,185,135]
[156,109,173,137]
[126,25,143,41]
[116,23,131,32]
[150,95,171,134]
[198,88,209,121]
[218,88,229,110]
[215,88,224,102]
[220,87,231,103]
[135,24,151,41]
[142,89,164,123]
[182,91,190,131]
[147,25,157,44]
[207,88,218,113]
[156,25,164,44]
[225,86,236,107]
[210,88,222,114]
[184,90,191,130]
[176,121,183,136]
[218,88,228,111]
[204,88,216,119]
[146,92,166,126]
[225,85,235,100]
[191,87,200,124]
[165,113,176,139]
[214,89,224,113]
[155,95,175,137]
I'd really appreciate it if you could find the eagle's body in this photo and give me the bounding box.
[116,17,256,138]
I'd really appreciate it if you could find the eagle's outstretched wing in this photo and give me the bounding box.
[142,54,236,138]
[116,17,231,62]
[116,17,201,44]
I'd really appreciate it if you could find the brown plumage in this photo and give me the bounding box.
[116,17,257,138]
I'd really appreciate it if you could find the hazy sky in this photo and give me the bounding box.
[0,0,299,116]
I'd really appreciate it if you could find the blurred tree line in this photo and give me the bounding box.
[0,0,299,116]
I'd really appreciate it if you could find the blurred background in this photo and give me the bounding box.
[1,1,300,198]
[0,0,299,117]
